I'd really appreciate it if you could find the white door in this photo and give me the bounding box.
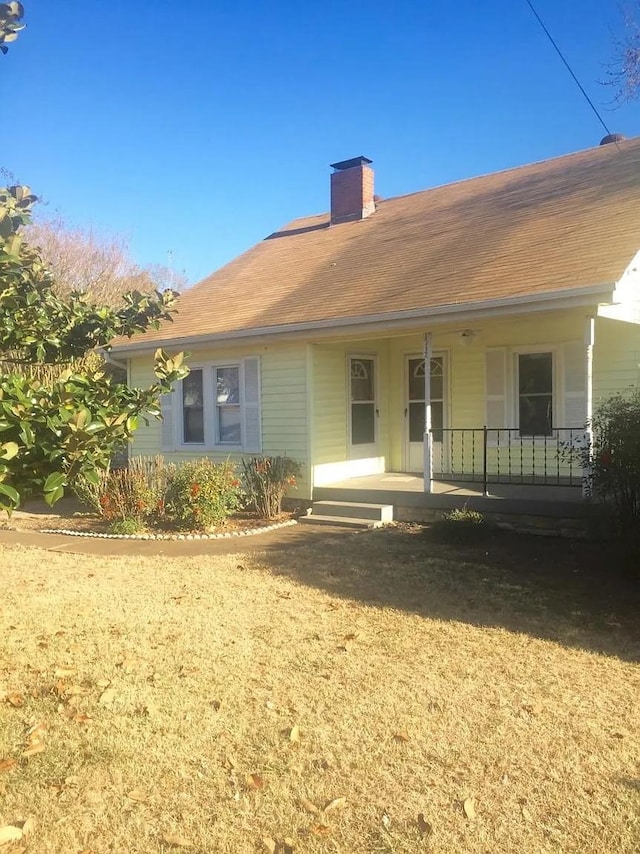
[406,355,446,473]
[349,356,378,458]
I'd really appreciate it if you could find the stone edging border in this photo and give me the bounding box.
[40,518,298,541]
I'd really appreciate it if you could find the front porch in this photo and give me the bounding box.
[312,472,585,522]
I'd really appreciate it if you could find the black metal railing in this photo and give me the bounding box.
[431,427,586,493]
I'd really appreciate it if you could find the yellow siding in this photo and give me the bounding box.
[127,309,640,494]
[312,339,389,485]
[593,317,640,402]
[128,341,310,498]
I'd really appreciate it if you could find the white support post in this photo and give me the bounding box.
[423,332,433,493]
[583,316,595,498]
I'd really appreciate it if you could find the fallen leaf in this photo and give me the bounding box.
[224,753,238,769]
[5,693,24,708]
[17,817,35,836]
[311,824,330,836]
[98,688,116,706]
[343,632,358,641]
[299,797,320,814]
[393,731,410,743]
[0,758,17,773]
[246,773,265,790]
[162,831,193,848]
[324,796,347,813]
[127,789,148,803]
[381,811,392,830]
[521,806,532,822]
[262,838,277,854]
[289,725,300,744]
[95,678,111,689]
[54,667,77,679]
[0,826,23,845]
[463,798,476,820]
[22,742,46,758]
[417,813,433,838]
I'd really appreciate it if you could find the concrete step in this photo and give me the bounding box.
[311,500,394,522]
[299,514,383,530]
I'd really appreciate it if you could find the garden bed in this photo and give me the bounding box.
[0,498,296,538]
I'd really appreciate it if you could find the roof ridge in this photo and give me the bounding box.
[282,136,640,228]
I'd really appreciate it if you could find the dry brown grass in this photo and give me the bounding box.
[0,527,638,853]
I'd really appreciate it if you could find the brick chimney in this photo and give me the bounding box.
[330,156,375,224]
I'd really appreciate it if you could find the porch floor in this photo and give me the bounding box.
[312,473,586,519]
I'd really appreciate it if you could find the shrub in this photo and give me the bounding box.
[163,458,242,531]
[74,456,174,530]
[579,389,640,570]
[109,518,142,535]
[430,506,489,544]
[241,456,300,520]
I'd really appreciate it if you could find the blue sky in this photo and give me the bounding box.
[3,1,639,285]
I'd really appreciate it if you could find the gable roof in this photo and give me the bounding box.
[115,137,640,350]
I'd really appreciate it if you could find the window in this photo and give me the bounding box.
[182,369,204,444]
[170,358,261,452]
[215,366,241,444]
[518,352,553,436]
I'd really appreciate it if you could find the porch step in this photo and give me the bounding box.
[299,500,394,529]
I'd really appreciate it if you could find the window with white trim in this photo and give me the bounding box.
[485,343,586,437]
[517,352,553,436]
[161,357,261,452]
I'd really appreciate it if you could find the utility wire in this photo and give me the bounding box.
[524,0,613,137]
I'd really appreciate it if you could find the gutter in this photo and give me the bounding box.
[110,282,614,356]
[98,348,128,370]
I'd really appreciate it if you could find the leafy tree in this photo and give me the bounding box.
[0,1,24,54]
[0,185,188,512]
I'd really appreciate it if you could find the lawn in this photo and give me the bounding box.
[0,526,638,853]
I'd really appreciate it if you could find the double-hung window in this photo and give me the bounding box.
[162,357,261,453]
[517,352,553,437]
[215,365,241,445]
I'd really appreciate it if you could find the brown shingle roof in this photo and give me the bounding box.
[116,138,640,349]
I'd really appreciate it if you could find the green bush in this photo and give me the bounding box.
[109,518,143,535]
[163,458,242,531]
[241,456,300,520]
[430,506,489,544]
[580,389,640,570]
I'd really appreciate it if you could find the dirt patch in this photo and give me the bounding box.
[0,528,638,853]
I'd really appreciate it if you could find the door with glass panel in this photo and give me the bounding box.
[349,356,378,458]
[406,355,446,473]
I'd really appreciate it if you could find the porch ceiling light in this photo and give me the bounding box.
[458,328,477,346]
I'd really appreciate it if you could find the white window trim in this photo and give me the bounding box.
[175,360,247,452]
[510,345,563,443]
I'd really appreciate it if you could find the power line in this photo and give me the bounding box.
[524,0,613,137]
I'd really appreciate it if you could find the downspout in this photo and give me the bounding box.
[423,332,433,493]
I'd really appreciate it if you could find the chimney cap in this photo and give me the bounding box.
[330,156,373,172]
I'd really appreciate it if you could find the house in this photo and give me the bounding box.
[111,137,640,526]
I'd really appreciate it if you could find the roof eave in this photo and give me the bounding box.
[111,282,615,356]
